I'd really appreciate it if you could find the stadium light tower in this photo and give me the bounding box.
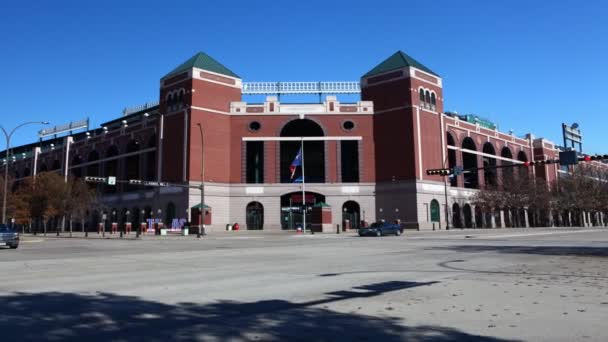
[1,121,49,224]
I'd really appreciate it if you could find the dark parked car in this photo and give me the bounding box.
[0,224,19,249]
[358,222,403,237]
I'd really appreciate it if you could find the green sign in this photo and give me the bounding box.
[430,200,440,222]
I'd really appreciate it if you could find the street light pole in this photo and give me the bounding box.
[196,123,205,238]
[0,121,49,224]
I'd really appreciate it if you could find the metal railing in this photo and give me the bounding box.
[123,101,159,116]
[242,81,361,95]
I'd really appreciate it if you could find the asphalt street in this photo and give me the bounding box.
[1,228,607,341]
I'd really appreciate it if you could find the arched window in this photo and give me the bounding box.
[145,134,157,181]
[72,154,83,178]
[462,137,479,189]
[419,89,425,103]
[425,90,431,105]
[280,119,325,183]
[104,146,120,193]
[87,150,100,177]
[501,147,514,188]
[125,140,140,191]
[447,133,457,186]
[517,151,529,179]
[483,143,497,187]
[430,92,436,107]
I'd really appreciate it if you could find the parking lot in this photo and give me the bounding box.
[1,228,607,341]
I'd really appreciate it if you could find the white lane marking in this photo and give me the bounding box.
[473,229,603,239]
[21,239,44,243]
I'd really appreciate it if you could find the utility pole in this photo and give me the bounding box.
[197,123,205,238]
[301,138,306,234]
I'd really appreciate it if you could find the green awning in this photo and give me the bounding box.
[313,202,331,208]
[191,203,211,210]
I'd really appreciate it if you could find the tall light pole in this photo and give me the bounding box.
[1,121,49,224]
[196,122,205,238]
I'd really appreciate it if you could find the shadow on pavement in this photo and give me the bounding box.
[429,245,608,257]
[0,281,517,341]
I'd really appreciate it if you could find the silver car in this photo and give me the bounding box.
[0,224,19,249]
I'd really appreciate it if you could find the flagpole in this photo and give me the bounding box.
[301,137,306,234]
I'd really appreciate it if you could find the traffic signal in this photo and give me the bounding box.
[84,176,107,183]
[579,154,608,162]
[426,168,453,176]
[522,160,557,167]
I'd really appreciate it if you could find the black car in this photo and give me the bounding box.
[0,224,19,249]
[358,222,403,237]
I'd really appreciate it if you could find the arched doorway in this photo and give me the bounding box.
[246,202,264,230]
[463,204,473,228]
[342,201,361,230]
[281,192,325,230]
[280,119,325,183]
[452,203,462,228]
[430,199,440,224]
[462,138,478,189]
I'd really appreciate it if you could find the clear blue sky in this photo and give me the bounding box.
[1,0,606,154]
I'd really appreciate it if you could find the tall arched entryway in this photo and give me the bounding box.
[463,204,473,228]
[452,203,462,228]
[462,138,478,189]
[280,192,325,230]
[342,201,361,230]
[246,202,264,230]
[280,119,325,183]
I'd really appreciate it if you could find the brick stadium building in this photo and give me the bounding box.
[3,51,607,232]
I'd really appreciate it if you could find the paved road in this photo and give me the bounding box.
[1,228,607,341]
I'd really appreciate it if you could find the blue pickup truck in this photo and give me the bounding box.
[358,222,403,237]
[0,224,19,249]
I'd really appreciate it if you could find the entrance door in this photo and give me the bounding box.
[342,201,361,230]
[246,202,264,230]
[280,192,325,230]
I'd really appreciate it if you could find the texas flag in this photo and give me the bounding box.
[290,148,303,180]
